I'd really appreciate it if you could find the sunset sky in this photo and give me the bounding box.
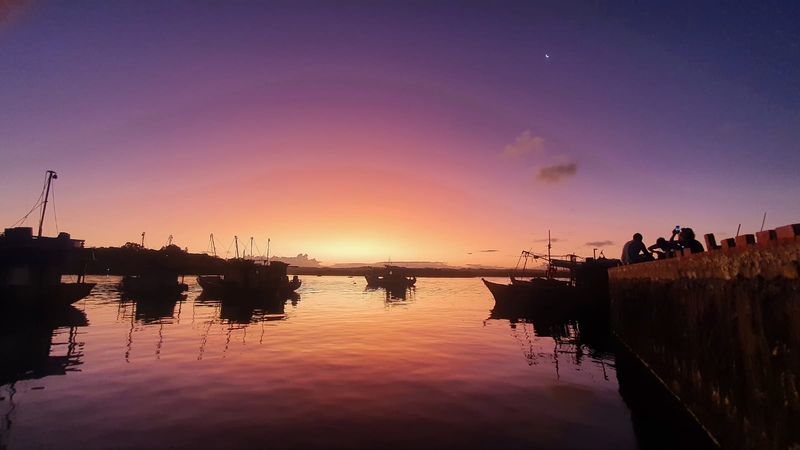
[1,1,798,266]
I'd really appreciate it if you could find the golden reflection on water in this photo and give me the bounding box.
[0,276,636,449]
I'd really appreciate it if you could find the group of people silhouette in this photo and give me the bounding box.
[621,227,705,265]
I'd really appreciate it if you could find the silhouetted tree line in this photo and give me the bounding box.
[72,243,226,275]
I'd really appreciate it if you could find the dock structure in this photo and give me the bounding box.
[608,224,800,450]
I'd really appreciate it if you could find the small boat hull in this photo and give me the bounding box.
[121,275,188,298]
[482,278,582,317]
[197,275,286,302]
[0,282,96,309]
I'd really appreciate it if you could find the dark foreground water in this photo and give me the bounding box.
[0,276,714,449]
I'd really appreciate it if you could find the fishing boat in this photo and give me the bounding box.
[482,231,619,315]
[365,265,416,290]
[0,171,95,309]
[197,254,292,301]
[121,273,188,297]
[198,236,301,300]
[119,244,189,297]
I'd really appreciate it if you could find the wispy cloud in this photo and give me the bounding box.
[536,162,577,183]
[532,238,562,243]
[467,249,499,255]
[585,240,614,247]
[502,130,545,158]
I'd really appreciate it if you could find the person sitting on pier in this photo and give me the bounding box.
[647,237,679,259]
[621,233,654,265]
[672,227,705,254]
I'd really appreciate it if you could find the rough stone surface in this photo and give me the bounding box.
[609,241,800,450]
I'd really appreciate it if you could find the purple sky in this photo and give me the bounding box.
[1,1,798,264]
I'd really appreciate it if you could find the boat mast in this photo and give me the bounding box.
[37,170,57,238]
[234,236,240,258]
[141,232,146,248]
[547,229,552,279]
[250,237,254,259]
[266,238,270,263]
[209,233,217,257]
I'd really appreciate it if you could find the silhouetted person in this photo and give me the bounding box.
[672,227,704,254]
[621,233,654,265]
[648,237,679,259]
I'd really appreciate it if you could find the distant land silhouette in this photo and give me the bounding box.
[73,245,542,278]
[251,254,322,267]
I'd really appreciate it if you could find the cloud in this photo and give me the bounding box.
[479,249,498,253]
[502,130,545,158]
[585,240,614,247]
[536,162,577,183]
[532,238,562,243]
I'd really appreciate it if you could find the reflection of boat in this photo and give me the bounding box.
[198,258,298,300]
[365,266,416,290]
[120,293,185,324]
[367,284,414,302]
[0,306,87,386]
[196,292,288,324]
[0,171,95,309]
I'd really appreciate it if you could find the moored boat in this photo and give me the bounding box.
[0,171,95,309]
[482,231,620,315]
[119,245,189,297]
[121,273,188,297]
[365,265,416,289]
[198,258,293,301]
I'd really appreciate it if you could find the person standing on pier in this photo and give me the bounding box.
[621,233,654,265]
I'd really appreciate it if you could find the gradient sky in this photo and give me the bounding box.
[1,1,798,266]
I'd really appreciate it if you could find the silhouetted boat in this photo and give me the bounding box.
[483,231,619,314]
[365,265,416,290]
[119,245,189,297]
[198,259,294,300]
[483,277,579,315]
[121,273,188,297]
[286,275,302,294]
[0,171,95,309]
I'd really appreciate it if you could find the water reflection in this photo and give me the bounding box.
[0,306,87,448]
[119,293,186,324]
[0,306,87,386]
[487,301,614,382]
[195,293,290,324]
[485,297,716,449]
[0,277,717,449]
[365,285,415,303]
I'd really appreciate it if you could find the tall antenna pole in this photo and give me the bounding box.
[37,170,57,238]
[234,236,239,259]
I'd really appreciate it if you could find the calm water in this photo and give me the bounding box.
[0,276,711,449]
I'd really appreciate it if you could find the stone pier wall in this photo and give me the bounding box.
[609,231,800,450]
